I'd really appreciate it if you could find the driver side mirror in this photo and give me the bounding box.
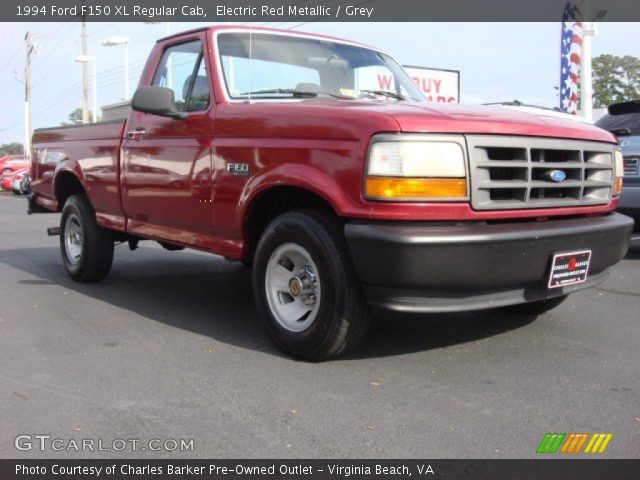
[131,86,187,120]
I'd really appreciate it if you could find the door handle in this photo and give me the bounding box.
[126,128,146,140]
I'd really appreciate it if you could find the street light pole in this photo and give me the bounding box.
[124,41,130,99]
[92,58,97,122]
[81,19,89,124]
[579,0,605,122]
[75,55,98,123]
[102,36,131,100]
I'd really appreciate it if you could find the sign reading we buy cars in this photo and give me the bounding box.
[403,66,460,103]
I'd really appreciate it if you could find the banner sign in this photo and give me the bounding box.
[403,66,460,103]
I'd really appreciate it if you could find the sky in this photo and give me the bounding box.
[0,21,638,145]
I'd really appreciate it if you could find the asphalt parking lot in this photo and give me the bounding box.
[1,193,638,459]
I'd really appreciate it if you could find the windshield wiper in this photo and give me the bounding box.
[359,89,411,101]
[239,88,352,99]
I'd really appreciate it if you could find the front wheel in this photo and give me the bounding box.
[253,210,369,361]
[60,194,114,282]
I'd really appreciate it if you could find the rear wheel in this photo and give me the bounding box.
[505,295,568,315]
[253,210,369,361]
[60,194,114,282]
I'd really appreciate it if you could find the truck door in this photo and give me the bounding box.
[121,35,214,249]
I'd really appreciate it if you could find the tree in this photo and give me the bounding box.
[619,55,640,100]
[61,108,93,126]
[593,54,640,108]
[0,142,25,156]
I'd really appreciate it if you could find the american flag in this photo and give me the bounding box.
[560,1,583,114]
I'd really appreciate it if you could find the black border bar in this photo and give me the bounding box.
[2,459,640,480]
[2,0,640,22]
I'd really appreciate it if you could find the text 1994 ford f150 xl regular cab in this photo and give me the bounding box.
[29,26,633,360]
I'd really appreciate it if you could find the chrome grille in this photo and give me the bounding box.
[467,135,615,210]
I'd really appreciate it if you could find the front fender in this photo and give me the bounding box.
[239,162,357,221]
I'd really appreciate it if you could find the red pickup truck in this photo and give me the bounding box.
[29,26,632,360]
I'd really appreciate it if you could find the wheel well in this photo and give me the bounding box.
[244,186,338,261]
[54,171,85,211]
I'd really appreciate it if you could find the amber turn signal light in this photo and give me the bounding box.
[613,149,624,196]
[365,177,467,200]
[613,176,623,196]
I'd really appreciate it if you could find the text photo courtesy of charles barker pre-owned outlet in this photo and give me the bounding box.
[0,1,639,479]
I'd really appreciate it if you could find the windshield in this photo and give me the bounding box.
[619,135,640,153]
[216,32,425,102]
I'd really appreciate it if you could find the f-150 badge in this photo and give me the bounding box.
[227,163,249,176]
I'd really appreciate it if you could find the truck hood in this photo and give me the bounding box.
[341,101,617,143]
[215,100,616,146]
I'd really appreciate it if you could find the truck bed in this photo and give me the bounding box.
[30,120,125,221]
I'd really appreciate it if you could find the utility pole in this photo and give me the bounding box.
[81,19,89,123]
[23,31,36,156]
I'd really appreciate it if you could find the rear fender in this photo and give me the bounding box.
[52,161,91,210]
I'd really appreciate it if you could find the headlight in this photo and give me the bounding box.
[613,147,623,196]
[365,135,468,201]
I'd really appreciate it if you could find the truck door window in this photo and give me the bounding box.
[151,40,210,112]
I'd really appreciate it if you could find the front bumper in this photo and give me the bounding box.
[345,212,633,312]
[618,180,640,227]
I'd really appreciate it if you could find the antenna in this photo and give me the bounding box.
[248,24,253,103]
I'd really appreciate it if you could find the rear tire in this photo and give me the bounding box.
[505,295,568,315]
[60,194,114,282]
[253,210,369,361]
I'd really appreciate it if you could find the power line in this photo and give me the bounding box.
[0,22,38,64]
[33,23,78,83]
[0,56,147,123]
[90,22,118,37]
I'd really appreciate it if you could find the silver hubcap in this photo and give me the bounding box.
[265,243,321,332]
[64,213,83,265]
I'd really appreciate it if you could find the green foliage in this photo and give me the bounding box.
[0,142,25,156]
[61,108,95,126]
[593,54,640,108]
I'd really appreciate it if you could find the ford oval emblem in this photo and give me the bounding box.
[549,170,567,182]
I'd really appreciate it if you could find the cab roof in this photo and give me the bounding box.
[157,25,378,52]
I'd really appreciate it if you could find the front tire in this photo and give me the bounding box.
[60,194,114,282]
[253,210,369,361]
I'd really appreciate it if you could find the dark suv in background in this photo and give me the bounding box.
[596,100,640,243]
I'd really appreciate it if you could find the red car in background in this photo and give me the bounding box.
[0,154,30,176]
[1,167,28,191]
